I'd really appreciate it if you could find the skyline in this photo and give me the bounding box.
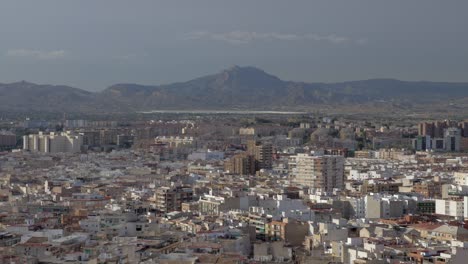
[2,1,468,262]
[1,0,467,90]
[3,65,468,94]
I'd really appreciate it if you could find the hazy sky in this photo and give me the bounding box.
[0,0,467,90]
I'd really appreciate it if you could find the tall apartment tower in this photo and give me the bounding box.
[418,122,435,137]
[444,128,461,152]
[0,131,16,148]
[293,153,345,193]
[247,140,273,170]
[434,121,450,138]
[224,153,256,175]
[418,120,454,138]
[458,121,468,137]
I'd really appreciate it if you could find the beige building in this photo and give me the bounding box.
[239,127,256,135]
[224,153,256,175]
[265,218,309,247]
[378,148,412,160]
[247,140,273,170]
[293,154,345,192]
[23,131,83,153]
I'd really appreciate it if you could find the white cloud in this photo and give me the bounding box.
[185,31,355,45]
[356,38,369,45]
[6,49,67,59]
[304,33,348,44]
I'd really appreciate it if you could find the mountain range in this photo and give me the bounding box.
[2,66,468,115]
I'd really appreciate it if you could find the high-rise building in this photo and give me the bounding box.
[23,131,83,153]
[418,122,435,137]
[80,131,101,146]
[458,121,468,137]
[292,153,345,193]
[100,129,119,145]
[247,140,273,170]
[444,127,461,152]
[415,122,462,152]
[434,121,449,138]
[418,120,455,138]
[224,153,256,175]
[413,135,432,151]
[0,131,16,148]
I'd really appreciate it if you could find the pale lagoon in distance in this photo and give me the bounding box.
[140,110,308,115]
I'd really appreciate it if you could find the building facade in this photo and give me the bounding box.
[247,140,273,170]
[23,131,83,153]
[293,154,345,193]
[154,186,194,213]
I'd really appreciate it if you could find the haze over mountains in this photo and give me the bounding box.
[2,66,468,114]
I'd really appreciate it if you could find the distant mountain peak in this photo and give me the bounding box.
[217,65,283,86]
[223,65,269,75]
[3,66,468,115]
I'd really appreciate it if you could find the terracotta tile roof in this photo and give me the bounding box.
[410,223,443,231]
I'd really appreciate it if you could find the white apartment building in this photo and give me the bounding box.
[349,169,391,181]
[292,153,345,192]
[364,194,418,219]
[23,131,83,153]
[249,194,313,221]
[435,199,465,218]
[346,196,366,219]
[465,196,468,219]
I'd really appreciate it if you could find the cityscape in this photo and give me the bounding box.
[1,1,468,264]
